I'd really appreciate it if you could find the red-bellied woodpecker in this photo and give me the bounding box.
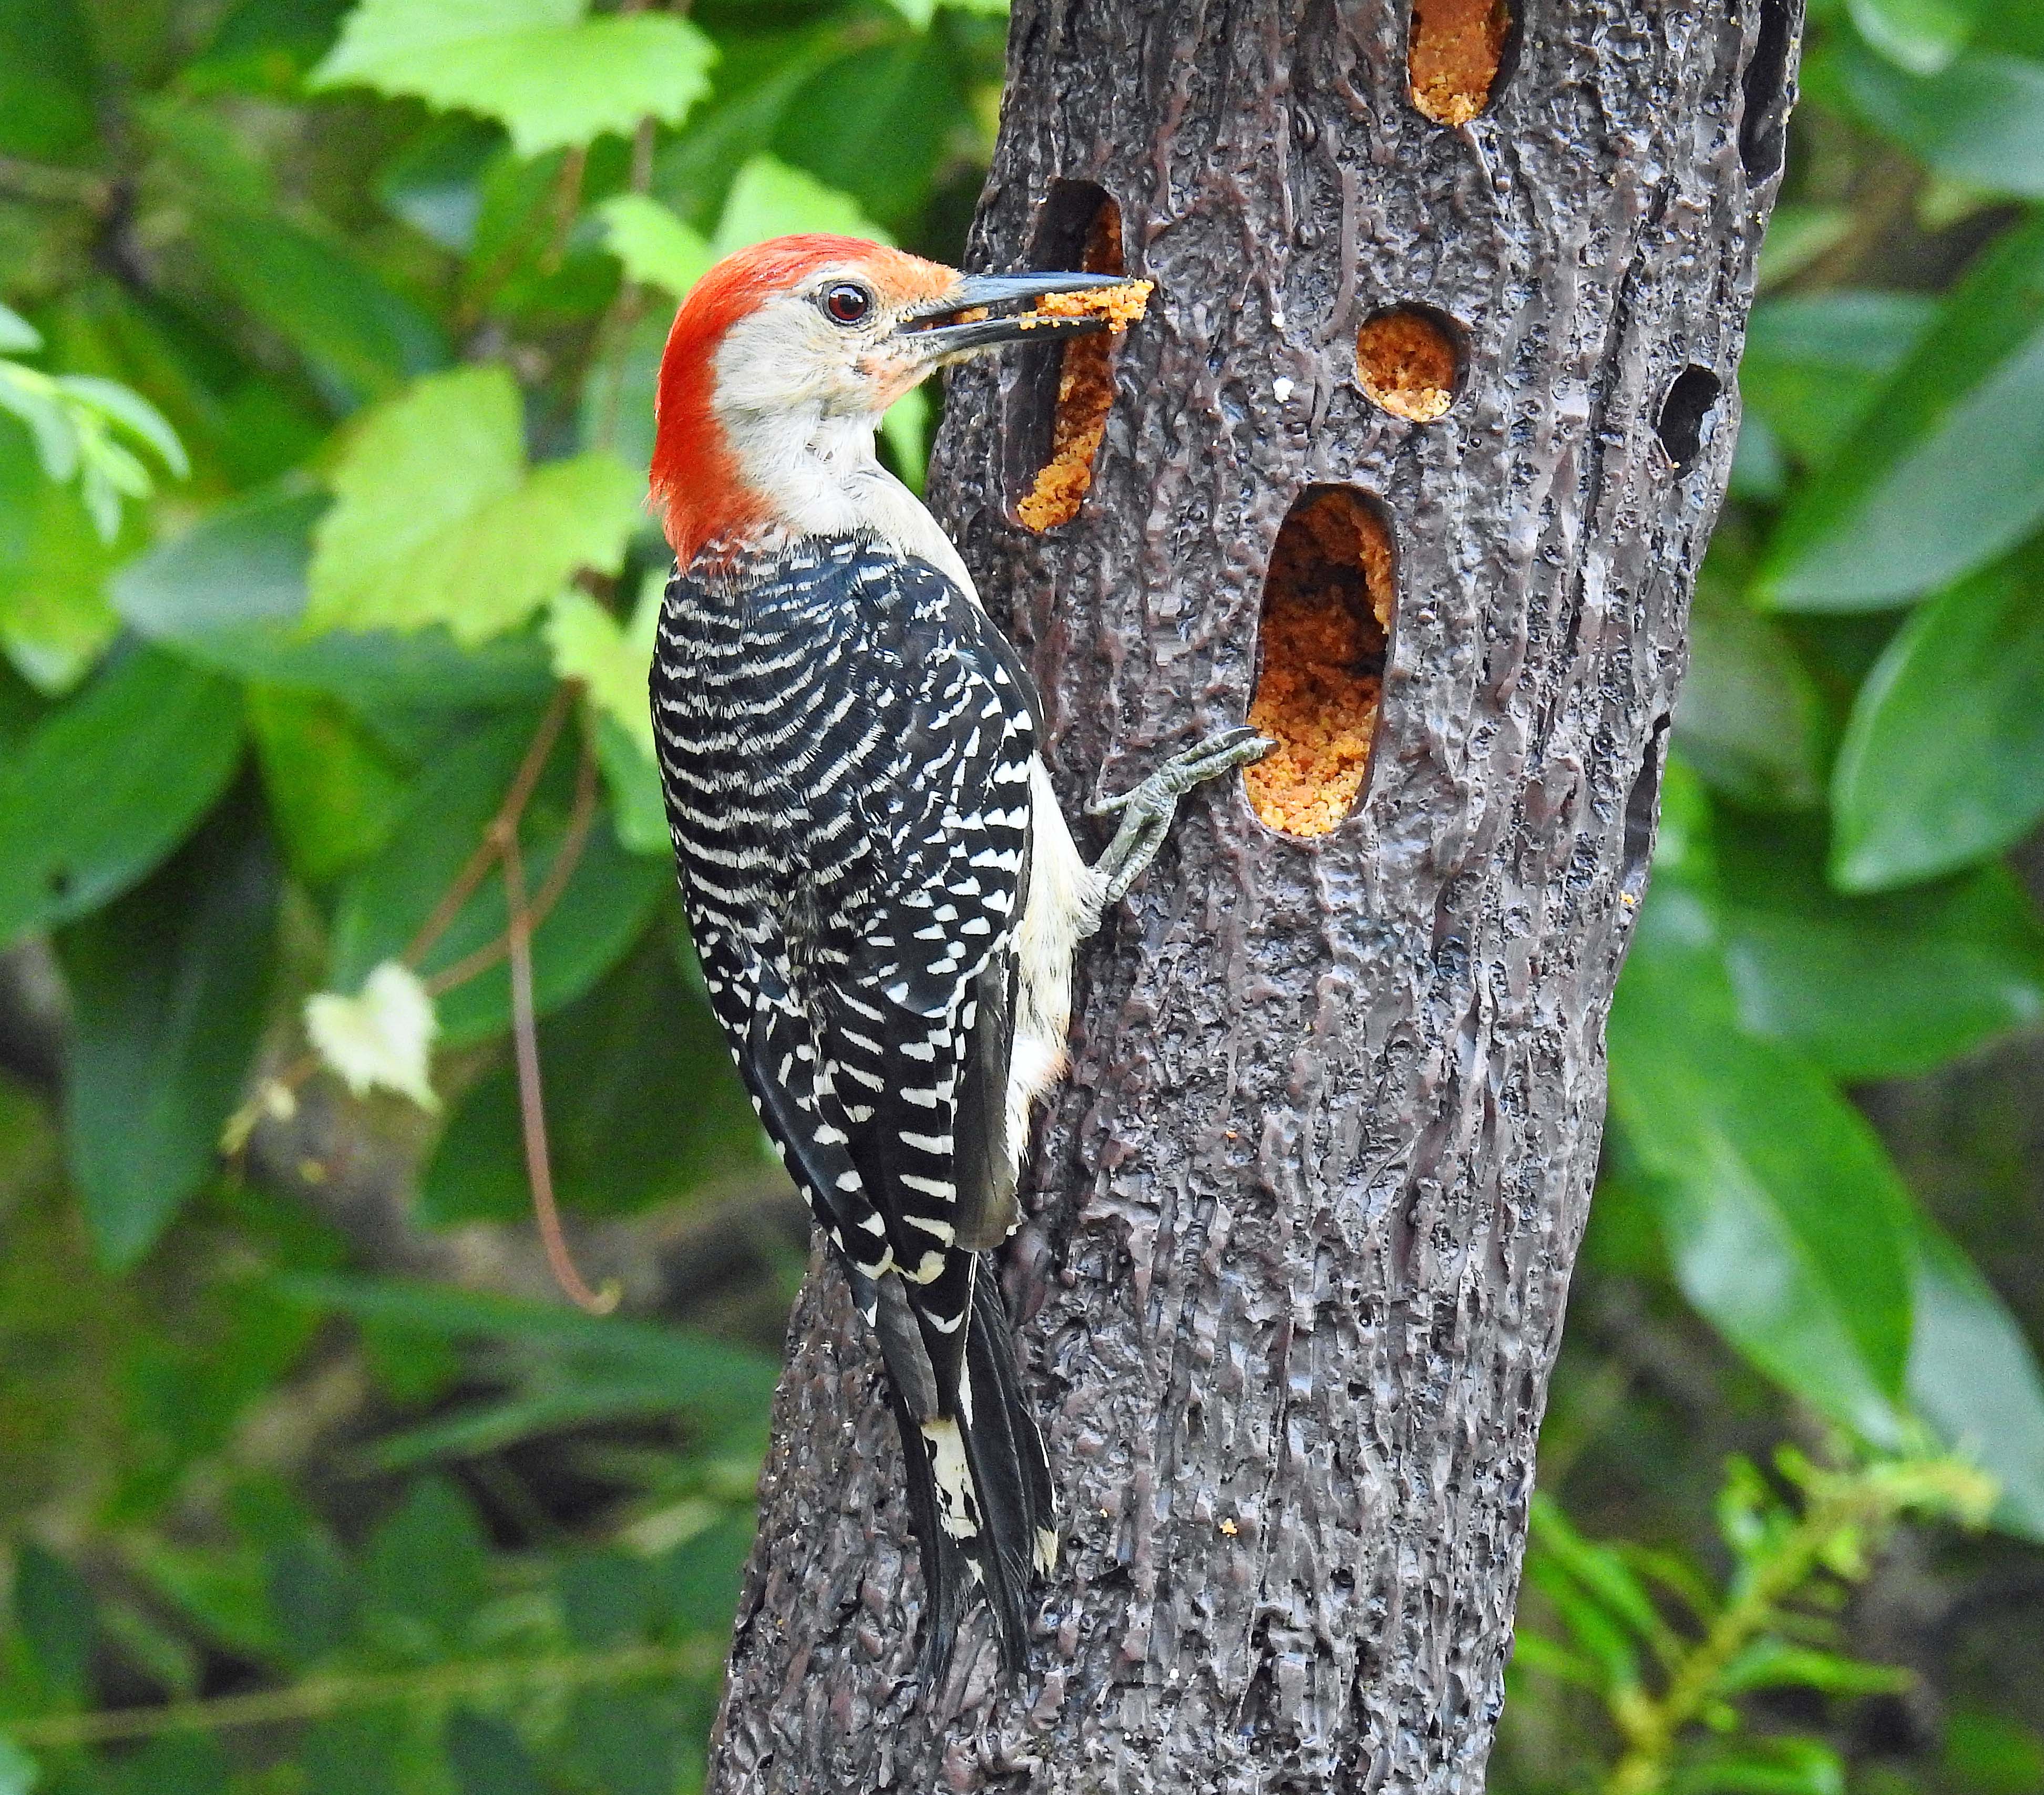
[646,234,1268,1679]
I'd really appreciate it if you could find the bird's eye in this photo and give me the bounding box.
[823,282,873,325]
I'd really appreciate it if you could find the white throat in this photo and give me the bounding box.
[714,379,979,600]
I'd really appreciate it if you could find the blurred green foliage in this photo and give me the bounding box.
[0,0,2041,1790]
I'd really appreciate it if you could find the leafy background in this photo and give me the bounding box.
[0,1,2040,1791]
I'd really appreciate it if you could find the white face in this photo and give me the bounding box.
[711,263,949,427]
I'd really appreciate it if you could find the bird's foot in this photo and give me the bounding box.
[1087,726,1274,906]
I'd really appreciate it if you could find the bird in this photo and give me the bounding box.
[645,233,1268,1680]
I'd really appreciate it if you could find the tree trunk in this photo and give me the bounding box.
[707,1,1796,1788]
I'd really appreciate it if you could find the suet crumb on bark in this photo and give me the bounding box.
[1357,309,1458,421]
[1016,206,1138,532]
[1245,490,1394,838]
[1409,0,1511,125]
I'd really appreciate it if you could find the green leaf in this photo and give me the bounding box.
[312,0,717,158]
[15,1542,96,1701]
[127,1534,284,1663]
[276,1276,776,1472]
[0,647,243,944]
[60,375,188,480]
[366,1476,488,1645]
[0,303,42,354]
[774,36,955,234]
[1740,291,1936,468]
[59,808,281,1269]
[307,365,643,644]
[599,194,714,299]
[191,210,448,411]
[102,1734,229,1795]
[304,1714,406,1795]
[1761,216,2044,609]
[564,1687,685,1795]
[546,582,657,760]
[377,116,496,252]
[0,0,94,159]
[1678,1737,1845,1795]
[265,1530,359,1667]
[658,1511,755,1634]
[597,711,669,856]
[712,153,892,255]
[1523,1553,1640,1690]
[446,1711,546,1795]
[0,413,124,691]
[1843,46,2044,197]
[419,930,764,1226]
[247,684,409,884]
[115,485,554,711]
[1504,1628,1604,1690]
[1528,1496,1669,1647]
[562,1551,656,1648]
[1848,0,1975,75]
[1718,820,2044,1077]
[1716,1637,1911,1695]
[1906,1219,2044,1542]
[1608,889,1914,1443]
[1673,588,1827,810]
[1830,550,2044,889]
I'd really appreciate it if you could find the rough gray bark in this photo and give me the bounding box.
[708,2,1795,1788]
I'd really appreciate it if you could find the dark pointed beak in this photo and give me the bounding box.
[894,271,1132,358]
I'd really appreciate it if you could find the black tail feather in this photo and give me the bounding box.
[869,1257,1053,1683]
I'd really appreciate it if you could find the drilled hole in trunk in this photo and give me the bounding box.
[1740,0,1798,180]
[1621,714,1673,907]
[1011,184,1126,532]
[1357,306,1462,421]
[1409,0,1514,124]
[1245,487,1396,838]
[1657,366,1722,471]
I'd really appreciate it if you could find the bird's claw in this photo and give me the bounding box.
[1085,727,1271,818]
[1089,727,1274,905]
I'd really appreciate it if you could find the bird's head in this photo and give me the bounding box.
[651,234,1128,567]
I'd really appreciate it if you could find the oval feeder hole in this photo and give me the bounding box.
[1011,182,1127,532]
[1409,0,1515,125]
[1357,305,1462,422]
[1657,366,1722,471]
[1244,486,1396,839]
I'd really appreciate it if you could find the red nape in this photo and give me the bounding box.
[649,234,956,567]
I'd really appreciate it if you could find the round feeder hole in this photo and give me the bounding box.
[1357,306,1462,422]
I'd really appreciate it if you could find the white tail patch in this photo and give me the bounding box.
[921,1417,982,1541]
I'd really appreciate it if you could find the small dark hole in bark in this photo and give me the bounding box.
[1008,182,1125,532]
[1356,305,1464,421]
[1657,366,1721,471]
[1620,714,1672,907]
[1739,0,1799,180]
[1408,0,1515,124]
[1245,487,1396,838]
